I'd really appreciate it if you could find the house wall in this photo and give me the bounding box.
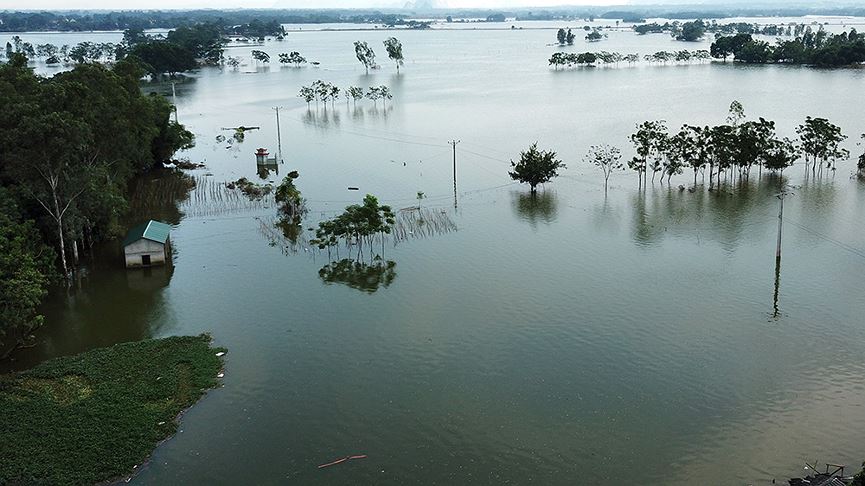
[124,238,169,268]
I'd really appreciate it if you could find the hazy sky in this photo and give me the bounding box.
[0,0,626,10]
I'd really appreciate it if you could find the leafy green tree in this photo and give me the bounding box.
[279,51,306,66]
[312,194,395,259]
[796,116,848,173]
[251,50,270,64]
[566,28,575,45]
[586,30,604,42]
[383,37,404,72]
[166,23,224,65]
[557,28,567,45]
[122,27,149,47]
[762,137,799,174]
[585,144,623,192]
[629,120,668,185]
[354,41,376,74]
[710,33,753,60]
[676,20,706,41]
[275,171,305,216]
[509,143,566,193]
[0,189,55,357]
[347,86,364,106]
[131,41,196,77]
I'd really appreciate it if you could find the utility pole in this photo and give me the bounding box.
[273,107,283,163]
[449,139,460,208]
[775,190,792,261]
[773,189,793,318]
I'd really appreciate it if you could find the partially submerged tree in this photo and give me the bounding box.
[585,144,624,192]
[311,194,396,260]
[251,49,270,64]
[796,116,848,174]
[383,37,404,72]
[509,143,566,194]
[354,41,376,74]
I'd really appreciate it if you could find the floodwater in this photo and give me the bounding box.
[5,20,865,485]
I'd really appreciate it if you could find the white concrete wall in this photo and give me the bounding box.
[124,239,168,268]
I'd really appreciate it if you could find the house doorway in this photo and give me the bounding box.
[141,255,151,266]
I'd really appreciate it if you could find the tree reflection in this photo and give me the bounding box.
[628,175,792,250]
[318,258,396,293]
[512,190,559,227]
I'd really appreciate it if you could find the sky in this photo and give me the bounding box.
[0,0,629,10]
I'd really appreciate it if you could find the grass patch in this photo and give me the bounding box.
[0,334,225,485]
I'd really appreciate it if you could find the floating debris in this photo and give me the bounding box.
[318,454,367,469]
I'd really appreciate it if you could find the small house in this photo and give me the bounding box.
[123,220,171,268]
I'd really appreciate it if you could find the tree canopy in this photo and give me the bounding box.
[509,143,566,193]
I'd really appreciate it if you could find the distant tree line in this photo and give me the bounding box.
[710,29,865,66]
[298,80,393,108]
[550,49,711,68]
[635,19,807,40]
[0,55,193,356]
[0,10,412,32]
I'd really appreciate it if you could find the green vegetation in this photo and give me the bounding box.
[0,57,193,275]
[676,20,706,41]
[711,29,865,66]
[311,194,396,260]
[0,55,192,353]
[275,171,305,216]
[0,189,55,358]
[383,37,404,73]
[300,80,391,109]
[278,51,307,66]
[509,143,566,193]
[556,28,575,46]
[550,49,710,69]
[0,335,225,485]
[354,40,376,74]
[586,30,605,42]
[625,101,841,188]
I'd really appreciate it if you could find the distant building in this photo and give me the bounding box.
[123,220,171,268]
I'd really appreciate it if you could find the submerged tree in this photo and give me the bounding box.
[585,144,624,192]
[796,116,848,174]
[354,41,376,74]
[251,49,270,64]
[629,120,668,185]
[311,194,396,259]
[383,37,404,73]
[509,143,566,194]
[858,134,865,176]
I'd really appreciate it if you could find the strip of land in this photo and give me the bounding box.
[0,334,225,485]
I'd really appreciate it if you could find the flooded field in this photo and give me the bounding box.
[6,19,865,484]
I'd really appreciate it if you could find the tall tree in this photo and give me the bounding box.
[585,144,623,193]
[383,37,404,73]
[509,143,566,194]
[354,41,376,74]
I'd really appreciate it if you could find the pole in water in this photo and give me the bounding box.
[273,106,283,163]
[449,139,460,208]
[773,190,792,318]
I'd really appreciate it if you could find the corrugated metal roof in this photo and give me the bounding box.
[123,220,171,247]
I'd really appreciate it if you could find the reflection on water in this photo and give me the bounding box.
[318,258,397,293]
[629,175,794,250]
[512,189,559,227]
